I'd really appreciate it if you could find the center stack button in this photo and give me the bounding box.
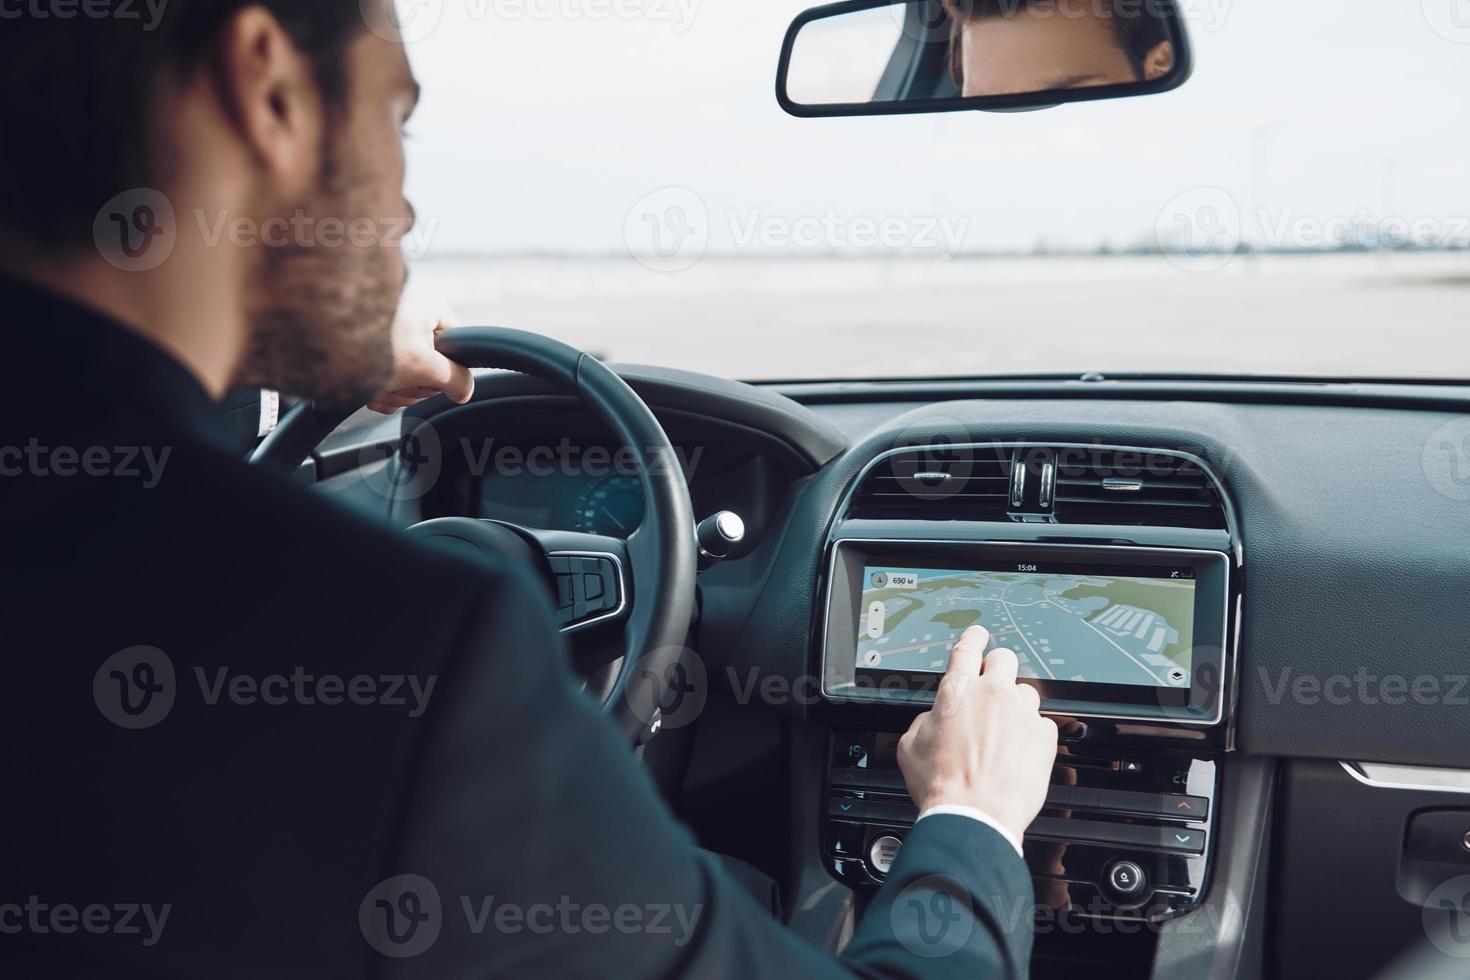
[1105,860,1148,901]
[869,835,903,876]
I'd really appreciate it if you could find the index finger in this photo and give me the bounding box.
[981,646,1020,686]
[437,357,475,404]
[421,338,475,404]
[429,309,474,404]
[943,625,990,681]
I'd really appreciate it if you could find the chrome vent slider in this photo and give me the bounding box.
[1009,459,1027,508]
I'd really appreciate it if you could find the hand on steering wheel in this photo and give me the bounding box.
[366,294,474,415]
[253,327,699,742]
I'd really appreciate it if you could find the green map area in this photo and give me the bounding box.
[856,568,1195,688]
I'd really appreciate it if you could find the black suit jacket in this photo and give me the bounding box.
[0,276,1035,978]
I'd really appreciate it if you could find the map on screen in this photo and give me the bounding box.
[856,566,1196,689]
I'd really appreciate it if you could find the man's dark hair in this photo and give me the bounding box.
[940,0,1172,82]
[0,1,367,251]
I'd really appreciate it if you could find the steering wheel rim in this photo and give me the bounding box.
[252,326,699,742]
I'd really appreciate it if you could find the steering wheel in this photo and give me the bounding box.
[252,327,698,742]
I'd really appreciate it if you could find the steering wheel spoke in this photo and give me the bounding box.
[513,527,631,634]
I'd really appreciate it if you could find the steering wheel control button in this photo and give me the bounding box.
[550,554,622,630]
[868,835,903,876]
[1106,861,1148,899]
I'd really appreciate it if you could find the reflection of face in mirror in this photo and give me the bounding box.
[941,0,1176,98]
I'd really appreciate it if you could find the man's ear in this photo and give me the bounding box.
[212,7,326,194]
[1141,40,1175,81]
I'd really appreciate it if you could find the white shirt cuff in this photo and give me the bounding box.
[916,804,1025,859]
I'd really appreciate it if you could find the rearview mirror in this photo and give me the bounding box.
[777,0,1191,117]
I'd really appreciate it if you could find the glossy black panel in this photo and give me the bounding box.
[823,730,1217,925]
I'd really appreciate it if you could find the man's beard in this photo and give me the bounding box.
[233,146,403,406]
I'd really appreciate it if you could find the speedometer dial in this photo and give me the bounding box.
[571,475,644,536]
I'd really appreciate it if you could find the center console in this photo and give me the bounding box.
[825,730,1217,921]
[807,444,1242,971]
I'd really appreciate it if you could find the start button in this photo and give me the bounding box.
[869,835,903,875]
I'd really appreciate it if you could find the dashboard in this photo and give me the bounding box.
[312,365,1470,980]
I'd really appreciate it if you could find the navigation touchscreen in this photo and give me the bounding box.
[857,564,1196,689]
[821,541,1230,723]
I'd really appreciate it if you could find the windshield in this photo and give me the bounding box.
[402,0,1470,382]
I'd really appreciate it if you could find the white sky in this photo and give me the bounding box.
[399,0,1470,255]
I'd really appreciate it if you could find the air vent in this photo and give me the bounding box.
[851,447,1015,521]
[1052,449,1225,529]
[847,444,1228,530]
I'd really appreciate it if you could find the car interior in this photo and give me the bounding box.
[233,1,1470,977]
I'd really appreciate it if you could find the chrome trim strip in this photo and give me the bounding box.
[1339,761,1470,794]
[819,538,1231,727]
[1225,591,1244,751]
[549,550,628,633]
